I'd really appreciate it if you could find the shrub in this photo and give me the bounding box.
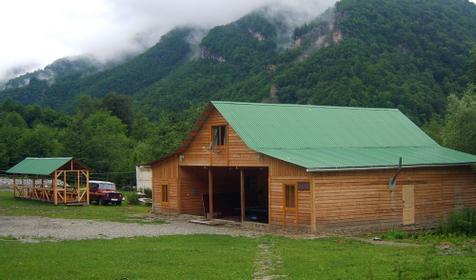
[438,207,476,236]
[125,192,140,205]
[143,188,152,198]
[380,230,410,240]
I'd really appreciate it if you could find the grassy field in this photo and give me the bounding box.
[2,190,476,279]
[0,191,160,223]
[1,235,476,279]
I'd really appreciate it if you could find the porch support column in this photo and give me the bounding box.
[12,175,16,197]
[53,171,58,205]
[63,171,67,205]
[208,167,214,220]
[77,170,80,202]
[310,182,317,233]
[240,169,245,223]
[86,171,90,205]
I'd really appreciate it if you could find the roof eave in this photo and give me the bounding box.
[306,162,476,172]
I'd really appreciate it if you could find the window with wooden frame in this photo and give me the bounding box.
[161,185,168,203]
[212,125,227,146]
[297,182,310,191]
[284,184,296,208]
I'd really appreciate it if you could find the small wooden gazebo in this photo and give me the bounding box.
[7,157,90,205]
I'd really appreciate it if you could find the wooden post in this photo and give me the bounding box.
[41,177,45,201]
[240,169,245,223]
[86,171,90,204]
[12,175,16,198]
[32,178,36,199]
[310,181,317,233]
[63,171,67,204]
[208,167,213,220]
[53,171,58,205]
[77,170,80,202]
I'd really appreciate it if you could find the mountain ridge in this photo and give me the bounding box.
[1,0,476,125]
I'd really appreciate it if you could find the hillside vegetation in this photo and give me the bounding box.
[0,0,475,181]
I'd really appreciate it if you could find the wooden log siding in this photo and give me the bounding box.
[180,110,267,167]
[179,167,208,215]
[151,107,476,232]
[313,167,476,232]
[152,157,179,213]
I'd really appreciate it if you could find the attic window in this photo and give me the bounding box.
[212,126,227,146]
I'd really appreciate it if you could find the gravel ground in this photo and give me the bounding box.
[0,216,258,242]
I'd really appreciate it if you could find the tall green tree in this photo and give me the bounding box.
[62,111,133,183]
[442,86,476,154]
[18,124,62,158]
[469,46,476,84]
[0,112,28,168]
[100,93,133,130]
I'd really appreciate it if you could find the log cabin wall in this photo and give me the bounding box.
[152,156,179,213]
[268,157,312,228]
[312,166,476,233]
[179,166,208,215]
[179,109,267,167]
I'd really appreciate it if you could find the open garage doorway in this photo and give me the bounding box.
[206,167,268,223]
[179,166,268,223]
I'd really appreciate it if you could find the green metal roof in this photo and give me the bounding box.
[6,157,73,175]
[212,101,476,171]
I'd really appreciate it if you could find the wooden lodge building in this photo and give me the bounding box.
[150,101,476,232]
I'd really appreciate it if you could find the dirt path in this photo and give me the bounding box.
[253,239,287,280]
[0,215,257,242]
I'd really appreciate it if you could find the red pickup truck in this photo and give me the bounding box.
[89,180,123,205]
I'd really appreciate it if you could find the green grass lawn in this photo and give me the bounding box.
[0,235,258,280]
[1,235,475,280]
[276,237,476,280]
[2,189,476,279]
[0,191,160,223]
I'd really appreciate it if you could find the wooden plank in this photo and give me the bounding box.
[63,171,67,204]
[12,175,16,197]
[86,171,90,204]
[402,185,415,225]
[240,169,245,223]
[310,181,316,233]
[208,167,214,220]
[77,171,80,202]
[53,172,58,205]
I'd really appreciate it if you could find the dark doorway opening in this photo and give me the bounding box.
[203,167,268,223]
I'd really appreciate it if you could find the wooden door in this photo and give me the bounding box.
[402,185,415,225]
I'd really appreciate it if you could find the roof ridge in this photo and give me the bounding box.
[25,157,73,159]
[256,146,439,150]
[211,101,399,111]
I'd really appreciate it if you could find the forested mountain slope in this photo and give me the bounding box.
[0,28,195,110]
[2,0,476,124]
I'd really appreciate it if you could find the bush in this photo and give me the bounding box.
[125,192,140,205]
[144,188,152,198]
[380,229,410,240]
[438,208,476,236]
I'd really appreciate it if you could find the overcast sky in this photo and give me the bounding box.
[0,0,337,81]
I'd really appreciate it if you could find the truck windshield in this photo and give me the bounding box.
[98,183,116,190]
